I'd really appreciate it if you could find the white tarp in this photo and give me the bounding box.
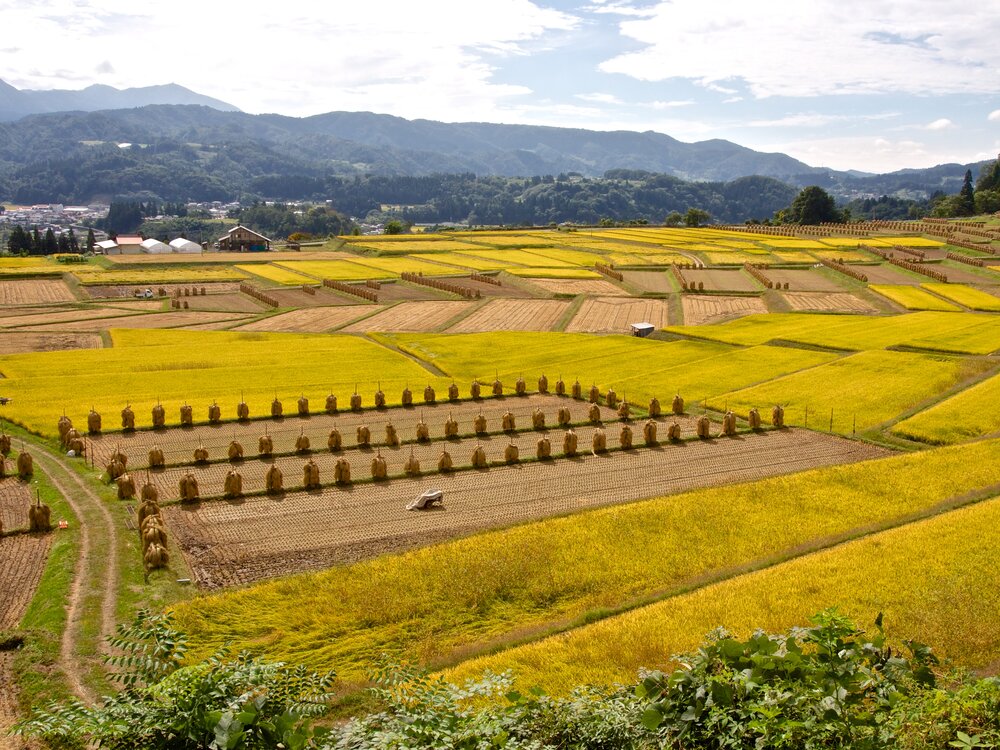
[169,238,203,253]
[140,238,172,254]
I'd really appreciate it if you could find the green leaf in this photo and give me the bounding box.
[640,707,663,731]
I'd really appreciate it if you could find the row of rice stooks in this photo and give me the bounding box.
[0,435,51,537]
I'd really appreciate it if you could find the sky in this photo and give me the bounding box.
[2,0,999,173]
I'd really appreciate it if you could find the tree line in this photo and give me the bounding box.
[5,225,94,255]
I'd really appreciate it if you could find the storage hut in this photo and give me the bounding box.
[169,237,202,254]
[140,238,172,254]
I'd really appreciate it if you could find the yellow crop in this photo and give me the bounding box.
[504,267,603,279]
[345,256,468,276]
[444,492,1000,693]
[233,264,315,285]
[272,260,395,281]
[892,369,1000,444]
[411,253,506,271]
[74,268,247,285]
[869,284,961,311]
[455,249,576,268]
[920,283,1000,311]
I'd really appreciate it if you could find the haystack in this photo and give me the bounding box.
[471,445,487,468]
[643,420,658,445]
[470,380,482,399]
[404,451,421,476]
[667,422,682,441]
[557,407,572,426]
[424,385,436,404]
[295,432,311,453]
[588,404,601,423]
[563,429,578,457]
[180,404,193,426]
[117,472,136,500]
[696,416,711,439]
[228,440,244,461]
[371,452,388,480]
[375,389,386,408]
[111,448,128,468]
[672,394,685,415]
[28,497,51,532]
[722,411,737,436]
[401,387,413,407]
[140,483,158,503]
[537,437,552,459]
[297,395,309,416]
[65,428,80,447]
[538,374,549,394]
[68,437,85,456]
[748,408,762,430]
[193,444,209,463]
[106,457,125,481]
[237,400,250,420]
[571,380,582,399]
[57,415,73,443]
[648,398,661,418]
[151,403,166,428]
[617,400,630,420]
[87,409,102,434]
[325,394,338,414]
[356,425,370,446]
[350,392,362,411]
[142,523,166,550]
[334,458,352,484]
[448,382,460,401]
[515,376,526,396]
[223,469,243,498]
[438,450,453,472]
[265,465,283,493]
[271,397,283,418]
[492,378,503,396]
[605,389,618,409]
[592,428,607,454]
[555,378,566,396]
[504,442,519,464]
[588,385,600,403]
[772,405,784,428]
[415,420,430,442]
[208,402,222,423]
[501,411,516,431]
[0,431,10,457]
[474,414,487,434]
[303,459,320,489]
[178,473,199,502]
[144,543,169,570]
[136,499,160,528]
[444,414,459,438]
[385,423,399,447]
[532,409,545,430]
[258,434,274,456]
[328,429,342,451]
[620,423,633,449]
[148,446,165,468]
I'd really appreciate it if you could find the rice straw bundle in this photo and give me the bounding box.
[87,409,102,434]
[179,404,193,426]
[116,472,135,500]
[0,456,6,479]
[415,420,430,442]
[748,408,762,430]
[356,425,370,446]
[588,404,602,423]
[106,457,125,481]
[424,385,436,404]
[385,423,399,447]
[178,473,199,502]
[136,499,160,528]
[643,419,658,445]
[325,394,338,414]
[504,442,519,464]
[265,464,283,493]
[271,397,283,418]
[208,402,222,423]
[471,445,487,468]
[563,429,578,457]
[223,469,243,498]
[620,423,633,449]
[501,411,516,431]
[667,422,682,441]
[474,414,487,434]
[555,377,566,396]
[258,434,274,456]
[605,388,618,409]
[722,411,737,436]
[140,483,158,503]
[470,380,482,399]
[444,414,459,438]
[295,432,311,453]
[592,428,607,454]
[328,428,342,451]
[572,380,582,399]
[448,382,460,401]
[350,392,362,411]
[151,403,166,428]
[648,397,661,418]
[193,444,209,463]
[538,374,548,393]
[617,399,630,420]
[228,440,244,461]
[68,437,85,456]
[492,378,503,396]
[371,452,388,479]
[28,497,51,532]
[297,395,309,416]
[237,400,250,420]
[334,458,352,484]
[404,451,421,476]
[144,543,169,569]
[515,376,526,396]
[588,384,600,404]
[148,446,165,468]
[57,415,73,442]
[532,409,545,429]
[772,405,785,428]
[557,407,571,426]
[375,389,386,408]
[672,394,685,415]
[536,437,551,459]
[303,459,320,489]
[401,387,413,406]
[438,450,453,472]
[1,430,13,456]
[696,416,711,439]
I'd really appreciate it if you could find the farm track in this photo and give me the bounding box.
[162,429,888,589]
[30,446,119,705]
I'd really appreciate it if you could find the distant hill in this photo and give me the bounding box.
[0,80,240,121]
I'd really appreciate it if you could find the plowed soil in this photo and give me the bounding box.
[682,295,769,325]
[782,292,878,313]
[452,276,535,298]
[621,270,674,293]
[522,278,630,296]
[19,311,249,332]
[446,299,571,332]
[0,332,103,355]
[566,297,672,333]
[0,307,137,329]
[162,429,889,588]
[0,279,75,305]
[83,282,243,298]
[683,269,759,292]
[267,287,359,307]
[763,269,846,292]
[182,294,268,313]
[342,301,475,332]
[235,306,370,332]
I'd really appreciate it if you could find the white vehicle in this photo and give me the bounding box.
[133,288,154,299]
[407,489,443,511]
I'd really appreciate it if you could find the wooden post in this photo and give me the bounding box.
[829,408,833,432]
[804,405,809,429]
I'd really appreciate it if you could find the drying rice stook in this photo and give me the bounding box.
[643,419,658,446]
[558,406,571,427]
[328,428,342,451]
[617,399,630,420]
[555,377,566,396]
[258,434,274,456]
[140,482,158,502]
[672,394,685,415]
[148,446,165,469]
[374,389,386,409]
[471,445,487,468]
[588,403,602,423]
[772,404,785,428]
[228,440,244,461]
[592,428,607,454]
[371,452,388,480]
[28,496,51,532]
[424,385,436,404]
[538,374,549,394]
[151,403,166,428]
[297,395,309,416]
[116,472,135,500]
[208,402,222,423]
[515,376,527,396]
[444,414,459,438]
[303,459,320,489]
[696,415,712,439]
[620,423,633,449]
[87,408,101,434]
[357,425,371,446]
[401,387,413,407]
[474,413,488,434]
[295,432,311,453]
[271,397,283,418]
[334,458,352,484]
[588,384,600,404]
[178,472,199,502]
[17,449,35,479]
[404,451,420,476]
[492,378,503,396]
[438,450,453,472]
[572,380,582,399]
[180,404,193,426]
[448,382,460,401]
[648,397,661,418]
[350,392,362,411]
[193,444,209,463]
[502,411,516,431]
[385,423,400,447]
[57,415,73,443]
[136,498,159,529]
[504,442,520,464]
[325,394,338,414]
[532,408,546,430]
[667,422,682,441]
[224,469,243,498]
[748,408,762,430]
[144,542,169,570]
[237,400,250,420]
[415,420,430,442]
[722,411,737,437]
[265,464,283,493]
[106,456,125,481]
[563,428,578,457]
[605,388,618,409]
[0,430,10,457]
[537,436,552,459]
[470,380,482,399]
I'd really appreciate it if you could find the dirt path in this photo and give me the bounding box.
[30,447,119,706]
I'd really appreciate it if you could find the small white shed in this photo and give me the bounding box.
[95,239,119,254]
[140,238,172,254]
[630,322,655,337]
[169,238,202,253]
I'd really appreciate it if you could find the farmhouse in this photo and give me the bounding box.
[115,235,144,253]
[217,225,271,252]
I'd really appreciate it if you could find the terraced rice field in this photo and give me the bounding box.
[181,293,269,314]
[445,299,571,332]
[892,369,1000,444]
[271,260,396,281]
[0,331,103,355]
[504,268,603,280]
[0,279,76,304]
[519,277,628,295]
[234,264,316,285]
[920,283,1000,311]
[18,311,251,332]
[681,295,768,325]
[566,298,672,332]
[763,268,846,292]
[781,292,878,313]
[859,264,925,285]
[0,307,137,329]
[410,253,507,271]
[683,269,759,292]
[341,301,474,332]
[75,268,248,285]
[161,428,883,589]
[620,270,675,293]
[869,284,961,311]
[234,306,370,332]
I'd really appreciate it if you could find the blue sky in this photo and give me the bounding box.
[2,0,998,173]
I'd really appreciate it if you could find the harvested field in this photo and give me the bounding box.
[933,263,1000,285]
[0,533,51,629]
[88,394,621,472]
[266,286,358,308]
[446,299,571,332]
[234,306,370,333]
[859,263,924,285]
[0,477,32,538]
[0,279,75,305]
[341,301,475,332]
[180,318,257,331]
[521,278,629,296]
[82,282,244,299]
[370,280,454,302]
[781,292,878,313]
[18,311,250,332]
[101,300,167,311]
[162,429,887,588]
[683,269,759,292]
[762,268,846,292]
[0,307,139,329]
[181,294,268,314]
[452,275,535,298]
[681,295,768,325]
[566,297,672,333]
[0,332,103,355]
[621,270,675,293]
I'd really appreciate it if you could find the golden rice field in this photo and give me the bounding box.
[234,264,316,285]
[869,284,962,311]
[344,255,471,276]
[920,282,1000,311]
[74,268,248,285]
[504,267,603,279]
[892,368,1000,444]
[272,260,396,281]
[706,349,992,434]
[410,252,507,271]
[171,439,1000,683]
[445,493,1000,693]
[343,239,488,253]
[455,249,577,268]
[521,246,606,266]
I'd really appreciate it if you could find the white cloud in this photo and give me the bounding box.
[758,135,964,172]
[747,112,900,128]
[648,99,694,109]
[926,118,955,130]
[583,1,659,17]
[599,0,1000,98]
[575,92,625,105]
[989,110,1000,122]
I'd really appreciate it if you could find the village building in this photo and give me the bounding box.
[217,225,271,252]
[140,238,171,254]
[115,235,144,254]
[169,237,203,253]
[95,239,119,254]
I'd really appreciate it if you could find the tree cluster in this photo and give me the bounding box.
[228,202,355,239]
[5,224,83,255]
[930,159,1000,217]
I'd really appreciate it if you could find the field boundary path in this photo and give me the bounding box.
[30,445,119,705]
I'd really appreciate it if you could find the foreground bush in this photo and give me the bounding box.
[15,610,1000,749]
